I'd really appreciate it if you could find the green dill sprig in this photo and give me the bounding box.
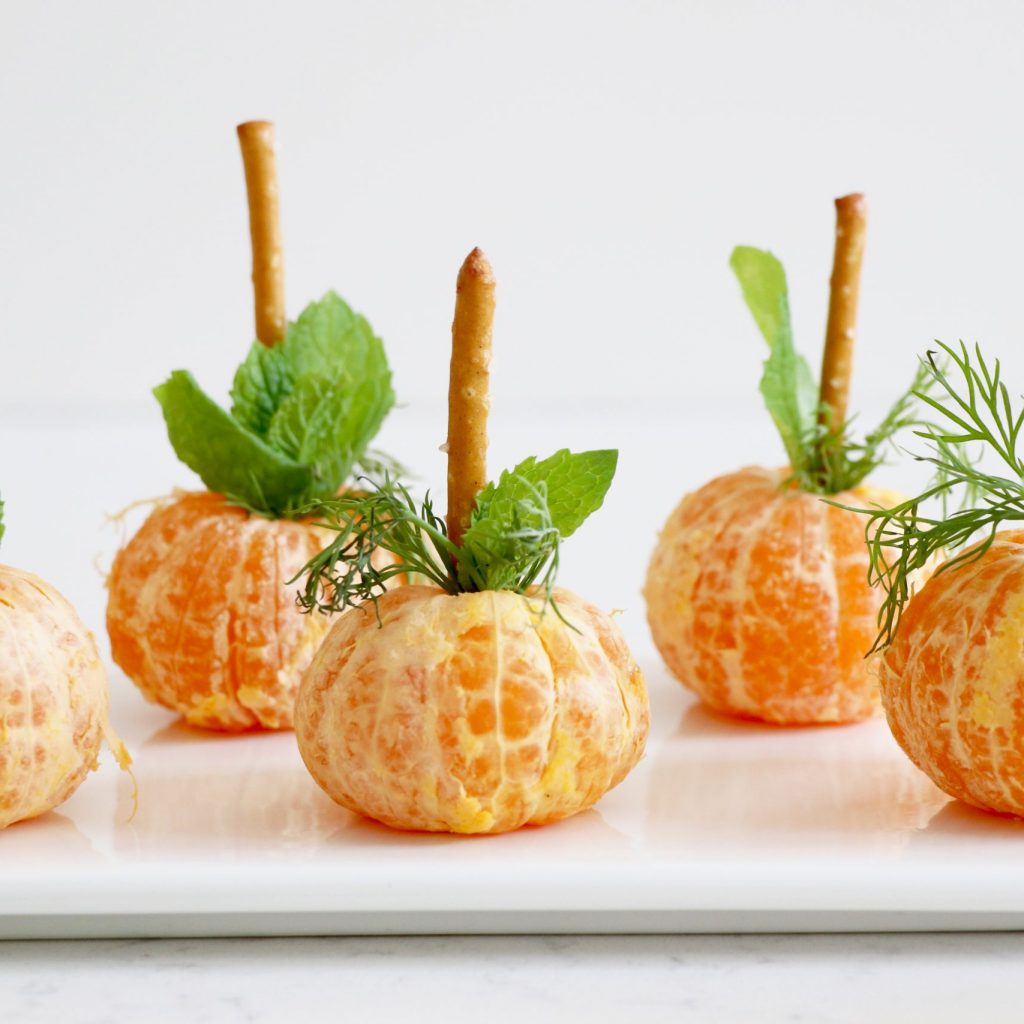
[794,359,936,494]
[293,448,617,622]
[857,341,1024,651]
[296,477,459,612]
[295,474,562,620]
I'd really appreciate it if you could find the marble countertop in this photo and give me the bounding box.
[3,933,1023,1022]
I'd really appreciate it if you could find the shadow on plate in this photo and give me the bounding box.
[329,804,628,854]
[0,811,98,862]
[911,796,1024,836]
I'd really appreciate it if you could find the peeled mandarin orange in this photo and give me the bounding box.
[295,584,649,833]
[645,465,904,725]
[1,564,126,828]
[107,491,333,732]
[878,529,1024,817]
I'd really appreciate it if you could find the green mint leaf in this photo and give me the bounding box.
[283,291,380,380]
[266,370,394,502]
[154,370,313,514]
[265,373,369,499]
[458,449,617,592]
[267,374,350,467]
[332,371,395,479]
[760,333,819,470]
[228,291,395,495]
[730,245,792,349]
[457,476,559,594]
[283,293,395,480]
[472,448,618,539]
[166,292,394,516]
[730,246,818,471]
[0,493,5,546]
[229,341,294,437]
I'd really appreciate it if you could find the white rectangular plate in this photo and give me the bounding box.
[2,405,1023,937]
[4,675,1024,937]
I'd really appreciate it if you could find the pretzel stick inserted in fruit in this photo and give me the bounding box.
[237,120,286,346]
[446,247,496,547]
[819,193,868,434]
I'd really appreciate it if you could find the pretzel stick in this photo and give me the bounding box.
[237,121,286,346]
[819,193,868,435]
[447,248,495,547]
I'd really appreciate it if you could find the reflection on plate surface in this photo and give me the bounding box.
[5,407,1024,933]
[4,662,1023,874]
[646,702,951,856]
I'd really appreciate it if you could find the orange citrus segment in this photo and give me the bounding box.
[645,466,904,724]
[1,565,113,828]
[107,492,333,731]
[879,529,1024,816]
[295,585,649,834]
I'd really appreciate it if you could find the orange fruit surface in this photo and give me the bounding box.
[107,491,333,732]
[645,465,902,725]
[295,585,650,833]
[879,529,1024,817]
[1,564,117,828]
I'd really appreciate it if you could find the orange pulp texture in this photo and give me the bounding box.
[1,565,120,827]
[645,465,904,725]
[879,529,1024,817]
[295,585,650,834]
[107,491,333,732]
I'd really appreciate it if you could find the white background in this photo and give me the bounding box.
[3,0,1024,415]
[5,4,1024,1012]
